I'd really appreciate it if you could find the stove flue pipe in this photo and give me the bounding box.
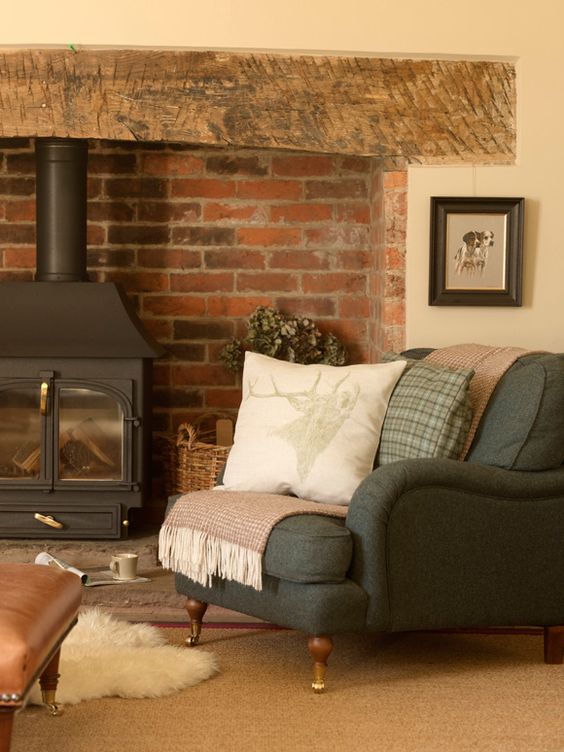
[35,137,89,282]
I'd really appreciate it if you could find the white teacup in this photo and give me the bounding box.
[110,553,139,580]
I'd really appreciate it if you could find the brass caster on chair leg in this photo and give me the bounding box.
[186,634,200,647]
[312,665,326,693]
[41,690,63,716]
[185,621,202,648]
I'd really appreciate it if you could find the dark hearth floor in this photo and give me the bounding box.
[0,528,257,624]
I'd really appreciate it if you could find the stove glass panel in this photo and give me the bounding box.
[58,388,123,481]
[0,385,42,479]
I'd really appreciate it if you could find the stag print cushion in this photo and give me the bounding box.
[221,352,406,505]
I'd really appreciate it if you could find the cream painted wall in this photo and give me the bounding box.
[3,0,564,350]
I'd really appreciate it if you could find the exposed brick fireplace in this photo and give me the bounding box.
[0,48,516,526]
[0,139,407,516]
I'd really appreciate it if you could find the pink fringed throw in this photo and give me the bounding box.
[425,344,535,458]
[159,490,347,591]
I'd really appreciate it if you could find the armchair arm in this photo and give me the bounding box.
[346,459,564,632]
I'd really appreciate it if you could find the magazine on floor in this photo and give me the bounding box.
[34,552,150,587]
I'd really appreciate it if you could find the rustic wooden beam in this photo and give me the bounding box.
[0,48,515,163]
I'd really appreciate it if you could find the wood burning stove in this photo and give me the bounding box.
[0,138,163,538]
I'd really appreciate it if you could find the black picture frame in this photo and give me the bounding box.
[429,197,524,306]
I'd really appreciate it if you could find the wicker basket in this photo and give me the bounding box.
[173,421,231,495]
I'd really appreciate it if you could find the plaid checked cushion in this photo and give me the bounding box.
[378,356,474,464]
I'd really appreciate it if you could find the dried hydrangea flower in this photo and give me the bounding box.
[219,306,347,373]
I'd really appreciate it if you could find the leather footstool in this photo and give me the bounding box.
[0,563,83,752]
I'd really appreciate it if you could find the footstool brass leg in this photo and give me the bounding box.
[185,598,208,646]
[39,648,63,716]
[307,635,333,693]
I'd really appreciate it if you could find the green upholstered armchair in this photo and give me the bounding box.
[171,352,564,691]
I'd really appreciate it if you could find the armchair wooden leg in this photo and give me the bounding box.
[544,626,564,664]
[307,635,333,693]
[39,648,63,716]
[185,598,208,646]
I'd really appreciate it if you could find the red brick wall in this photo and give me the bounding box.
[0,139,406,509]
[381,169,407,353]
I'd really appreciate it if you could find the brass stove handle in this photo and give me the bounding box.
[34,513,63,530]
[40,382,49,416]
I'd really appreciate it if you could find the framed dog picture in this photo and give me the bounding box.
[429,197,524,306]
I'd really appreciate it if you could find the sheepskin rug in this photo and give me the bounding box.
[29,608,218,705]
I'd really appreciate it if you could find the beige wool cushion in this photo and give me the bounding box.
[221,352,406,505]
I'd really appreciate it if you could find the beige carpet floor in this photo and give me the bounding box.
[11,628,564,752]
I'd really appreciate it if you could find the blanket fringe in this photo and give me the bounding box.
[158,522,263,591]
